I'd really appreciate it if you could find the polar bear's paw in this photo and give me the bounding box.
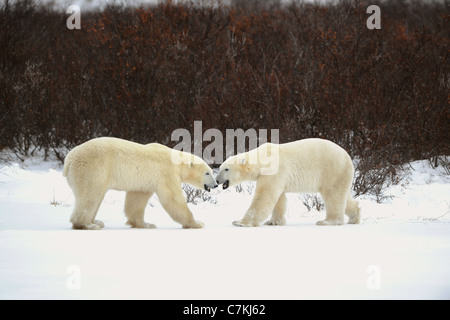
[93,220,105,228]
[264,218,286,226]
[72,222,103,230]
[347,217,360,224]
[232,220,255,227]
[86,224,103,230]
[142,223,157,229]
[135,223,157,229]
[182,220,204,229]
[126,220,157,229]
[316,219,344,226]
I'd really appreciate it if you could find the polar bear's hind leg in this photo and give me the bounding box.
[125,191,156,228]
[70,189,106,230]
[345,193,361,224]
[316,189,346,226]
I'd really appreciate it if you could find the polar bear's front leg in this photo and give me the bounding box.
[233,179,284,227]
[232,208,261,227]
[156,184,204,229]
[264,193,287,226]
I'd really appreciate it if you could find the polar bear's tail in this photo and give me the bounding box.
[345,193,361,224]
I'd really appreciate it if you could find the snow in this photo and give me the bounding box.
[0,153,449,299]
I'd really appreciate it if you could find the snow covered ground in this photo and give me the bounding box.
[0,153,449,299]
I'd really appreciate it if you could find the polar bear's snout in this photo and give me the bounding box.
[216,179,229,190]
[204,173,218,192]
[215,170,230,190]
[204,183,218,192]
[222,180,229,189]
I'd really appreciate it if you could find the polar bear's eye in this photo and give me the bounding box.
[205,172,210,175]
[225,169,229,171]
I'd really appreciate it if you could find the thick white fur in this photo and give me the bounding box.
[63,137,217,230]
[216,138,361,226]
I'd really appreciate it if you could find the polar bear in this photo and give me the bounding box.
[63,137,217,230]
[216,138,360,226]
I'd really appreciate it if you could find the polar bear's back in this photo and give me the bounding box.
[282,138,351,163]
[64,137,169,169]
[279,138,354,193]
[63,137,172,192]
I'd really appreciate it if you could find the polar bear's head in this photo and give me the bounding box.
[216,154,258,190]
[195,162,218,192]
[180,153,218,192]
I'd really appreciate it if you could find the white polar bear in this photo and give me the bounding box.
[216,138,360,226]
[63,137,217,230]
